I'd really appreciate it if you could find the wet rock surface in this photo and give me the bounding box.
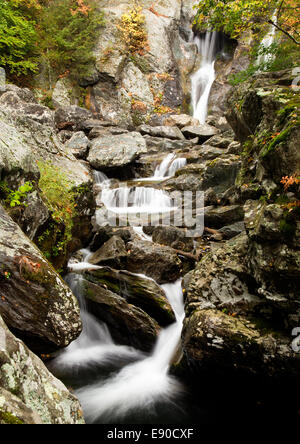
[0,205,82,353]
[81,278,160,352]
[180,70,300,382]
[85,267,176,327]
[0,314,84,424]
[126,238,183,284]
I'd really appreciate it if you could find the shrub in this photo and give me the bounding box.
[37,161,77,258]
[38,0,105,82]
[0,0,39,76]
[118,4,148,55]
[0,180,33,207]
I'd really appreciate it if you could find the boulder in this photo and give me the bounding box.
[164,114,199,128]
[87,132,147,171]
[185,233,261,313]
[80,278,159,352]
[88,235,127,267]
[126,239,183,284]
[85,267,175,326]
[15,191,49,240]
[204,205,244,229]
[54,106,93,131]
[0,314,84,424]
[0,92,53,126]
[52,78,73,108]
[203,134,234,149]
[65,131,90,159]
[219,221,245,239]
[143,135,197,154]
[181,124,219,141]
[181,229,300,380]
[0,205,82,353]
[182,308,300,379]
[89,226,133,252]
[138,125,185,140]
[151,226,194,252]
[165,155,241,195]
[0,84,36,103]
[0,107,40,181]
[196,145,225,161]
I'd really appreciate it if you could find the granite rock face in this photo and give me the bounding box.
[0,205,82,353]
[180,70,300,381]
[0,314,84,424]
[87,132,147,171]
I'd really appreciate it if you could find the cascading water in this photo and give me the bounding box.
[101,186,176,214]
[75,279,185,423]
[191,32,218,124]
[154,153,187,179]
[257,11,277,66]
[49,152,191,424]
[134,153,187,182]
[49,273,143,377]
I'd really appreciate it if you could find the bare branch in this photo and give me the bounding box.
[269,19,300,45]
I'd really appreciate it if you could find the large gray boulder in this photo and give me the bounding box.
[88,235,127,268]
[138,125,185,140]
[126,238,183,284]
[87,132,147,170]
[0,314,84,424]
[0,205,82,353]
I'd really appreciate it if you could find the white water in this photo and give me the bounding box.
[154,153,187,179]
[191,32,218,124]
[50,152,187,423]
[134,153,187,182]
[76,279,184,423]
[101,186,176,214]
[257,11,277,66]
[49,274,143,376]
[133,226,153,242]
[93,170,111,189]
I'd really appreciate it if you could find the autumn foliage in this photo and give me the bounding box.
[0,0,104,79]
[194,0,300,45]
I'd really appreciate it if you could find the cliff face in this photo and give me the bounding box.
[180,69,300,381]
[51,1,205,125]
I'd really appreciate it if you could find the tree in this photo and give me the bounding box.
[37,0,105,82]
[0,0,39,76]
[194,0,300,45]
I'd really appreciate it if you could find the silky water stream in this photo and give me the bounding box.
[48,155,203,424]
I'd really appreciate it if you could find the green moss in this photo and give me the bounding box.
[36,162,78,265]
[260,127,292,158]
[279,218,296,238]
[0,409,24,424]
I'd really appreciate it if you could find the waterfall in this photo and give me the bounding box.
[93,170,111,189]
[153,153,186,179]
[257,11,277,66]
[101,186,176,214]
[191,32,218,124]
[50,151,188,423]
[75,279,184,423]
[135,153,187,182]
[49,272,144,377]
